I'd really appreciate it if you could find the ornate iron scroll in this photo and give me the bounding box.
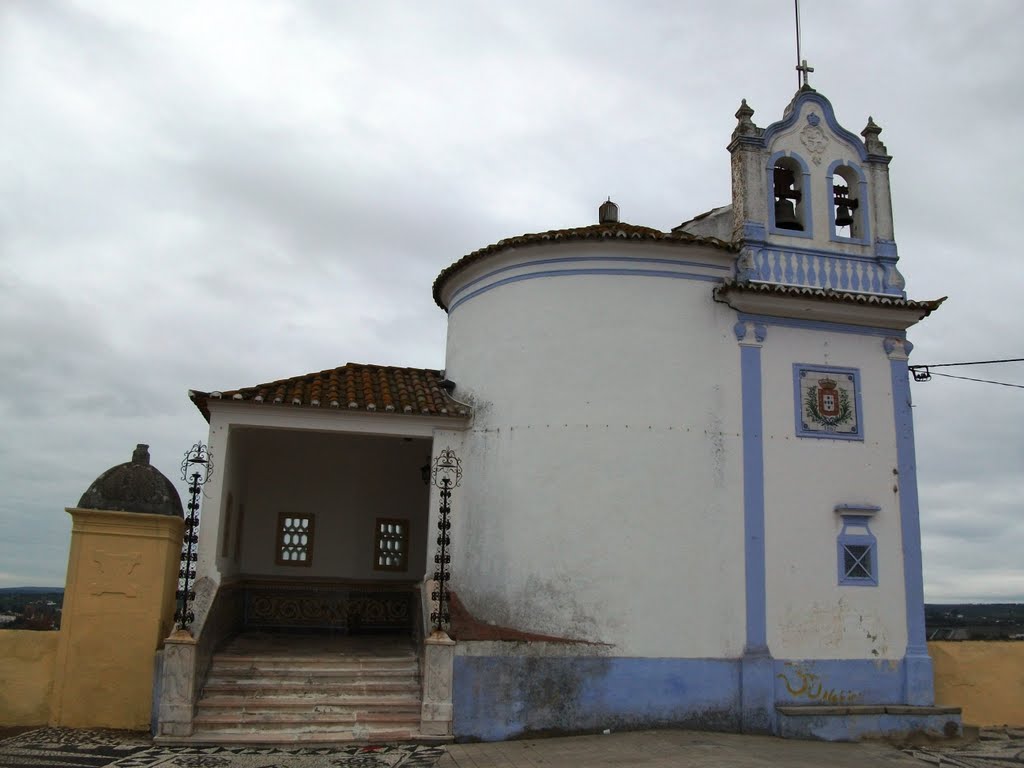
[175,442,213,630]
[430,448,462,633]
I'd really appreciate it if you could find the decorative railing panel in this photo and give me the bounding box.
[175,442,212,630]
[243,583,414,633]
[743,248,901,295]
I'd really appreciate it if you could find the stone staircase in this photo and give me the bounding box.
[190,632,425,744]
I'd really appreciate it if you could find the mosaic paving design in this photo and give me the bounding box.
[0,730,444,768]
[903,728,1024,767]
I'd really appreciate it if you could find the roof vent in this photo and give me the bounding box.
[599,198,619,225]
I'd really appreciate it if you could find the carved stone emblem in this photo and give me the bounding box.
[89,550,141,597]
[800,113,829,165]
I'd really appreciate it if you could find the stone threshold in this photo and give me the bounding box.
[153,731,453,747]
[777,705,962,716]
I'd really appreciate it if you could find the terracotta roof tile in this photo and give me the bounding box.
[189,363,469,423]
[713,280,946,314]
[433,222,736,310]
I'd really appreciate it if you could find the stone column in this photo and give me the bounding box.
[156,629,198,737]
[421,630,456,737]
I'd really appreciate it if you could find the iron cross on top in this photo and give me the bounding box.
[797,59,814,87]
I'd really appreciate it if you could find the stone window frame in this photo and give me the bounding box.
[836,505,879,587]
[275,512,315,567]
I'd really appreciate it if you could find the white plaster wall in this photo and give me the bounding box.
[761,326,907,660]
[213,426,247,580]
[196,413,231,590]
[443,242,746,659]
[235,429,432,581]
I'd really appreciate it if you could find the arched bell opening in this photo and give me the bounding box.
[831,164,861,239]
[772,156,806,232]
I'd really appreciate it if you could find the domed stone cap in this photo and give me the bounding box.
[77,444,184,517]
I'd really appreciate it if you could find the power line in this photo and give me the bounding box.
[908,357,1024,386]
[910,357,1024,370]
[926,372,1024,390]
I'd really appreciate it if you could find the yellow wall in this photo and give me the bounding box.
[930,641,1024,727]
[51,508,184,730]
[0,630,59,725]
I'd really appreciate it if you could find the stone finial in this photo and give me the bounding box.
[732,99,759,140]
[861,116,889,156]
[77,442,182,517]
[132,444,151,465]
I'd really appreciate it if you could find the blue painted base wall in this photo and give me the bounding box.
[774,659,905,706]
[453,657,740,742]
[453,654,938,742]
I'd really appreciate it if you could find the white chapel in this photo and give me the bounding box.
[156,83,959,743]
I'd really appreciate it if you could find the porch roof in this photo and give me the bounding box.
[189,363,470,423]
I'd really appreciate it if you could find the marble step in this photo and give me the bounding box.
[194,709,421,727]
[202,677,420,694]
[209,659,418,674]
[184,727,424,744]
[198,693,422,711]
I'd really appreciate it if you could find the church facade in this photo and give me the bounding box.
[166,86,958,742]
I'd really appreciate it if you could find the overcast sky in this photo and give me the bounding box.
[1,1,1021,602]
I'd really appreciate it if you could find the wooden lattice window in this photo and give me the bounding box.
[374,518,409,572]
[276,513,315,566]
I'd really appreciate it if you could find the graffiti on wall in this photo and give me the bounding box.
[777,667,861,705]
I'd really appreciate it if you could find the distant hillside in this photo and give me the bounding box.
[925,603,1024,640]
[0,587,64,594]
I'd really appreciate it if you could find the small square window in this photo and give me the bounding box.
[836,512,877,586]
[843,544,873,580]
[276,513,315,567]
[374,518,409,572]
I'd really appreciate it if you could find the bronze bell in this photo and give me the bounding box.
[835,203,854,228]
[774,198,800,230]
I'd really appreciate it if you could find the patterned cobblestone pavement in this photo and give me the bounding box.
[0,729,444,768]
[1,727,1022,768]
[902,728,1024,767]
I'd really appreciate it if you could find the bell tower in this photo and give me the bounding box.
[728,86,905,298]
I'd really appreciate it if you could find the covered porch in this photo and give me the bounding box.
[156,364,469,742]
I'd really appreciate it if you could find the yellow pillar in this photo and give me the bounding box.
[50,507,183,729]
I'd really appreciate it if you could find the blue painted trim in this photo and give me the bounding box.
[767,151,813,240]
[739,342,767,650]
[448,267,724,312]
[774,659,904,705]
[448,254,732,306]
[888,349,933,704]
[452,656,741,741]
[451,655,943,740]
[875,239,898,259]
[837,515,878,586]
[826,160,871,246]
[758,241,884,264]
[761,91,869,163]
[792,364,864,441]
[738,313,901,339]
[742,221,766,241]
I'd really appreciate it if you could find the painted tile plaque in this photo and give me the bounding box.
[793,365,862,440]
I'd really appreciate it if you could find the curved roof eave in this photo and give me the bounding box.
[433,222,737,311]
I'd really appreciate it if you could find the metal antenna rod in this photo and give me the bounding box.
[795,0,803,89]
